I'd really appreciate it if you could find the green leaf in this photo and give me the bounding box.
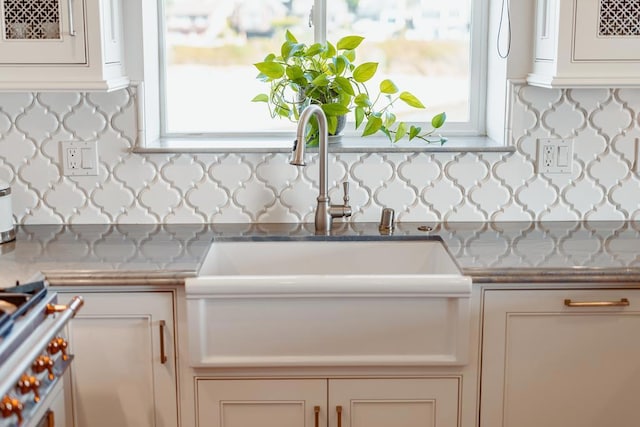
[321,103,350,116]
[281,41,292,59]
[323,42,336,59]
[380,126,391,141]
[394,122,407,142]
[333,55,347,76]
[334,76,354,96]
[343,49,356,63]
[355,107,365,129]
[254,62,285,79]
[353,62,378,83]
[310,73,330,86]
[409,125,421,140]
[383,112,396,128]
[327,115,337,134]
[337,35,364,50]
[251,94,269,103]
[362,116,383,136]
[399,91,425,108]
[275,103,290,118]
[354,93,372,107]
[431,112,447,128]
[306,43,324,57]
[286,65,305,80]
[264,53,276,62]
[285,30,298,43]
[380,79,398,94]
[284,42,304,59]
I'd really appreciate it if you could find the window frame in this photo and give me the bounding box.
[125,0,527,153]
[156,0,490,141]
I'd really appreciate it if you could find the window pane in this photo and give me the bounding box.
[162,0,471,135]
[327,0,471,124]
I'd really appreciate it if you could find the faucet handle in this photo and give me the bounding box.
[329,181,352,220]
[342,181,350,205]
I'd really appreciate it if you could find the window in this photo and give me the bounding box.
[158,0,487,140]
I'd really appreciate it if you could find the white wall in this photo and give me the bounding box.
[0,84,639,224]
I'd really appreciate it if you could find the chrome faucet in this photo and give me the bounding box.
[290,105,352,233]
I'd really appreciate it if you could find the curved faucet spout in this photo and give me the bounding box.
[289,105,351,233]
[290,105,329,196]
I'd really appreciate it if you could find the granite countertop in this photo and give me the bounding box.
[0,221,639,288]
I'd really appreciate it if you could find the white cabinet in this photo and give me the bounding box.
[0,0,128,91]
[196,378,459,427]
[57,290,178,427]
[480,288,640,427]
[527,0,640,87]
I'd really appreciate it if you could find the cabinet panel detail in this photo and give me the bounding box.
[481,289,640,427]
[3,0,61,39]
[329,378,459,427]
[196,379,326,427]
[599,0,640,36]
[59,291,178,427]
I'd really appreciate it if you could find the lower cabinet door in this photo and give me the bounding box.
[328,378,459,427]
[196,378,459,427]
[481,289,640,427]
[59,291,178,427]
[196,379,326,427]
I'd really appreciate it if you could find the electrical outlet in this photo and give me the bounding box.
[537,138,573,174]
[66,148,81,170]
[61,141,98,176]
[543,144,554,168]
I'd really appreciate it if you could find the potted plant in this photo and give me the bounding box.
[252,30,447,146]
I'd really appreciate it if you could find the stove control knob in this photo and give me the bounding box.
[47,337,68,361]
[32,355,55,380]
[17,374,41,403]
[0,395,23,424]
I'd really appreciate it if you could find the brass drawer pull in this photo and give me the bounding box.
[336,405,343,427]
[159,320,167,364]
[564,298,630,308]
[314,406,320,427]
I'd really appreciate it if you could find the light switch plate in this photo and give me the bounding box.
[537,138,573,174]
[61,141,98,176]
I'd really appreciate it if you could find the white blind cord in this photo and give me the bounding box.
[497,0,511,58]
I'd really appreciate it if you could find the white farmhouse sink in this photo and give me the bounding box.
[197,239,462,276]
[185,238,472,368]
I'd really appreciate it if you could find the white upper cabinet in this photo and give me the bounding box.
[528,0,640,87]
[0,0,129,91]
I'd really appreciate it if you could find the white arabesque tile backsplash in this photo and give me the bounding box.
[0,84,639,224]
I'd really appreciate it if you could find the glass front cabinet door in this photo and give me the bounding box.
[0,0,128,90]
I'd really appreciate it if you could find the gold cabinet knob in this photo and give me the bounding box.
[47,337,68,361]
[0,395,23,424]
[17,374,41,403]
[32,355,55,380]
[45,303,67,315]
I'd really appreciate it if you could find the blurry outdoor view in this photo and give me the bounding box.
[162,0,471,134]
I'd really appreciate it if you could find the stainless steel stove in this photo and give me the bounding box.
[0,280,83,427]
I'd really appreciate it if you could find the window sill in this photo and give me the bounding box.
[132,135,515,154]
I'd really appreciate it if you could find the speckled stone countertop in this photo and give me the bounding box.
[1,221,639,288]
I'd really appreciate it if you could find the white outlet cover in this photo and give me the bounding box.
[61,140,98,176]
[537,138,573,174]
